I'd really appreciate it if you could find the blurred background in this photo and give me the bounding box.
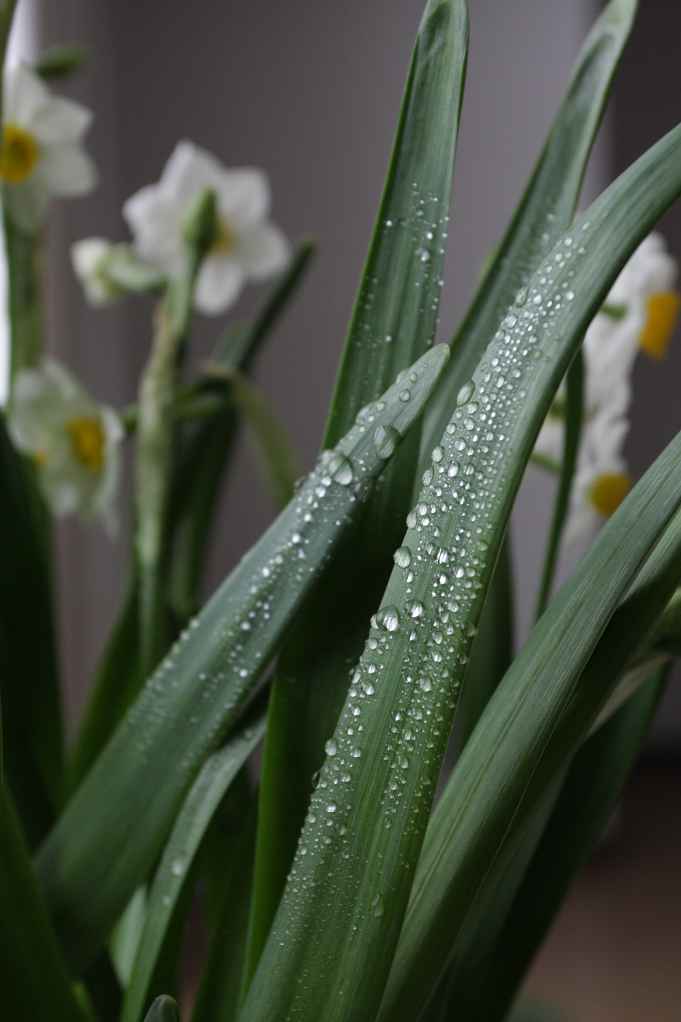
[5,1,681,1018]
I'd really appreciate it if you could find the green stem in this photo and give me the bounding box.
[3,213,43,386]
[134,190,216,676]
[534,349,584,618]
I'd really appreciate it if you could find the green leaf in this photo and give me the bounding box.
[534,349,584,618]
[122,710,265,1022]
[0,416,62,845]
[395,501,681,1020]
[241,113,681,1022]
[421,0,637,458]
[379,460,681,1017]
[0,784,86,1021]
[67,571,140,792]
[244,0,469,987]
[430,0,637,743]
[480,666,667,1022]
[191,794,257,1022]
[36,343,448,972]
[143,996,179,1022]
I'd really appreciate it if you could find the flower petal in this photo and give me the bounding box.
[41,143,97,196]
[4,65,50,126]
[159,140,225,204]
[31,95,92,144]
[195,256,244,315]
[123,184,184,272]
[218,168,270,230]
[237,221,290,279]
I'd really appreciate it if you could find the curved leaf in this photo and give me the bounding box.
[122,711,265,1022]
[241,115,681,1022]
[37,344,448,972]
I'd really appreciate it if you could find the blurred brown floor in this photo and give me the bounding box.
[523,762,681,1022]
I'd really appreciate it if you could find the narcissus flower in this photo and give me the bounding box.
[535,233,679,545]
[0,65,97,232]
[123,141,289,315]
[9,360,122,529]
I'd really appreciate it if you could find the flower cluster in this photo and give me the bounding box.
[535,233,680,545]
[73,141,289,315]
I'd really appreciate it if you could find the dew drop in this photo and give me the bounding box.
[394,546,412,569]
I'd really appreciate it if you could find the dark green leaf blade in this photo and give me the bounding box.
[122,712,265,1022]
[37,344,448,972]
[0,784,86,1021]
[480,666,667,1022]
[0,416,62,844]
[244,0,469,987]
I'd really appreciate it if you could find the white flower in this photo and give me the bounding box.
[9,360,122,529]
[0,65,97,232]
[123,141,289,315]
[535,233,679,546]
[71,238,121,306]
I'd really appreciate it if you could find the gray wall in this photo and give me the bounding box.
[33,1,680,745]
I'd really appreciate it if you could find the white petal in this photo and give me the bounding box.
[160,140,225,204]
[218,168,270,230]
[31,96,92,144]
[123,185,184,272]
[41,143,97,196]
[4,65,50,126]
[237,222,290,279]
[195,256,244,315]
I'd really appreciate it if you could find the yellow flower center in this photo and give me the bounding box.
[211,218,236,255]
[65,416,106,474]
[0,122,39,183]
[639,291,680,359]
[588,471,631,518]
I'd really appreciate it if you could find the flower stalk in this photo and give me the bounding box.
[134,188,217,675]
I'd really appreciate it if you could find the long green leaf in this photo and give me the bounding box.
[241,115,681,1022]
[0,784,86,1021]
[244,0,469,986]
[434,0,637,746]
[481,666,667,1022]
[379,464,681,1018]
[122,711,265,1022]
[0,416,62,844]
[401,513,681,1021]
[37,343,448,972]
[421,0,637,458]
[534,349,584,618]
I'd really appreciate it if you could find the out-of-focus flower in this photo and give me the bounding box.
[0,65,97,232]
[123,141,289,315]
[535,233,679,546]
[9,360,122,529]
[71,238,122,306]
[71,238,166,307]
